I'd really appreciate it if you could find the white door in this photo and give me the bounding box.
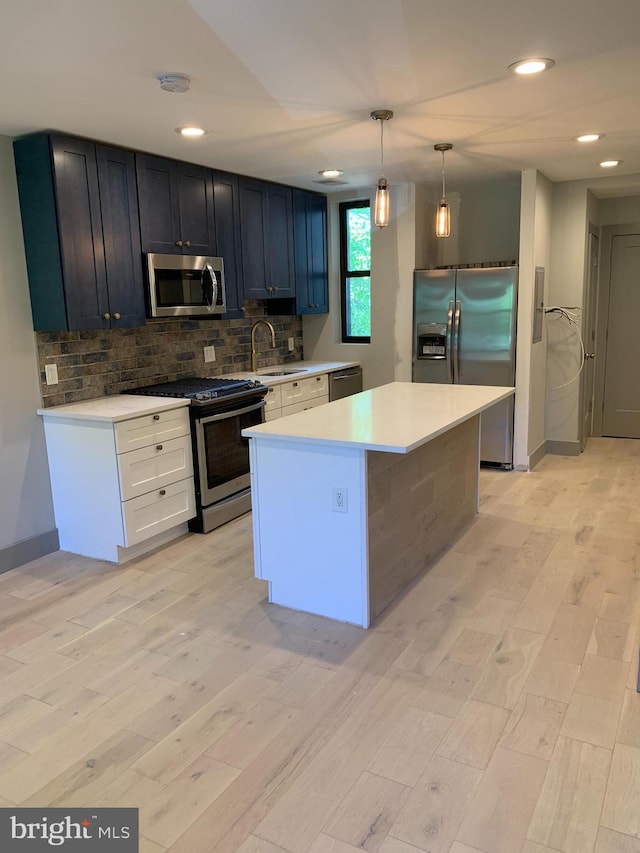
[602,233,640,437]
[580,232,598,450]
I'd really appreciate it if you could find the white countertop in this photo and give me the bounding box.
[37,395,191,423]
[242,382,515,453]
[225,360,360,386]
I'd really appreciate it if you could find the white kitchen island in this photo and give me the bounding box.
[243,382,514,628]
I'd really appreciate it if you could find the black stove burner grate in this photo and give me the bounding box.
[124,377,264,403]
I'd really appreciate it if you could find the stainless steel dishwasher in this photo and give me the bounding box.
[329,366,363,401]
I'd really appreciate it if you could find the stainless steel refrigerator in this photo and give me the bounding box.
[412,266,518,467]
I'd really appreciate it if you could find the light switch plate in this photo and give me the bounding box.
[204,345,216,363]
[288,337,295,352]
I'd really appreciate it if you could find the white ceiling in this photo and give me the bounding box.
[2,0,640,198]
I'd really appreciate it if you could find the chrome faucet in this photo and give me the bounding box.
[250,319,276,373]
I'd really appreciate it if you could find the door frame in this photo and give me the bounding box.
[579,228,598,450]
[592,221,640,436]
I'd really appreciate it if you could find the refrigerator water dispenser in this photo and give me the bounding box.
[417,323,447,359]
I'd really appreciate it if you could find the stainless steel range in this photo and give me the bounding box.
[126,377,268,532]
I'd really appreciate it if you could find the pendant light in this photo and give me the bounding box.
[434,143,453,238]
[371,109,393,227]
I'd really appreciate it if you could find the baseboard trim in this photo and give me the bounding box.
[546,439,581,457]
[529,441,547,470]
[0,528,59,575]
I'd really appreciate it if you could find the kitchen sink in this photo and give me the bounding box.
[258,368,307,376]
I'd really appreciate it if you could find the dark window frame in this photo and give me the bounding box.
[339,199,371,343]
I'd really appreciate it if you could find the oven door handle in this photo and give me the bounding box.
[195,399,266,425]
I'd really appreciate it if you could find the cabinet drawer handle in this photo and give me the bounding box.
[113,312,121,320]
[156,444,163,451]
[316,376,321,381]
[102,312,111,320]
[153,414,160,421]
[293,381,298,387]
[175,240,183,247]
[184,240,191,248]
[159,489,166,496]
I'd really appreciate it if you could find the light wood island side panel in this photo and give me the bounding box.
[367,416,479,621]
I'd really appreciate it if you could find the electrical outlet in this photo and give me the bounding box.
[203,345,216,363]
[332,487,348,513]
[45,364,58,385]
[288,337,295,352]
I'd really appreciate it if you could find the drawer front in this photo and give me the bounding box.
[122,477,195,546]
[114,407,190,453]
[307,373,328,399]
[118,434,194,501]
[280,377,314,406]
[264,384,282,413]
[264,407,282,422]
[281,395,329,417]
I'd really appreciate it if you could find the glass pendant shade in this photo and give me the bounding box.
[436,198,450,238]
[374,177,390,228]
[434,143,453,239]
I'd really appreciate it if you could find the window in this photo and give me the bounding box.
[340,200,371,343]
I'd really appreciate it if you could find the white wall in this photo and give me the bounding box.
[599,195,640,225]
[0,135,56,564]
[436,177,521,268]
[514,170,552,469]
[545,183,590,445]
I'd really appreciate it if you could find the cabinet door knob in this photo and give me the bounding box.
[159,489,166,496]
[113,312,121,320]
[153,414,160,421]
[184,240,191,248]
[176,240,183,247]
[156,444,163,451]
[293,381,298,387]
[102,312,111,320]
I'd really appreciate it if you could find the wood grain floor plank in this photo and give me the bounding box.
[436,699,509,769]
[594,827,640,853]
[527,736,612,853]
[366,706,450,787]
[322,771,411,852]
[499,693,566,761]
[390,754,482,853]
[456,747,548,853]
[601,743,640,838]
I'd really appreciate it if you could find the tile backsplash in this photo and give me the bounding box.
[36,302,303,407]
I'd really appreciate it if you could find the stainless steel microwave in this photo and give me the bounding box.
[146,254,226,318]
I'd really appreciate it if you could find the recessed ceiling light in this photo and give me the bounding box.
[576,133,603,143]
[176,126,206,137]
[600,159,621,168]
[508,58,555,75]
[318,169,344,178]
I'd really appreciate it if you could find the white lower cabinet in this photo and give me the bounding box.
[40,403,195,563]
[265,373,329,420]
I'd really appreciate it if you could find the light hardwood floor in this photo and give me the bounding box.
[1,437,640,853]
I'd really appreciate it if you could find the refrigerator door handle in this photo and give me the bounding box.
[446,300,454,383]
[453,300,461,382]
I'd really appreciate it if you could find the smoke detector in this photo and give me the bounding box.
[158,73,191,93]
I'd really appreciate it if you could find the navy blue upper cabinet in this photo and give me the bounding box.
[239,177,295,299]
[293,189,328,314]
[213,170,244,318]
[13,134,145,331]
[136,154,216,256]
